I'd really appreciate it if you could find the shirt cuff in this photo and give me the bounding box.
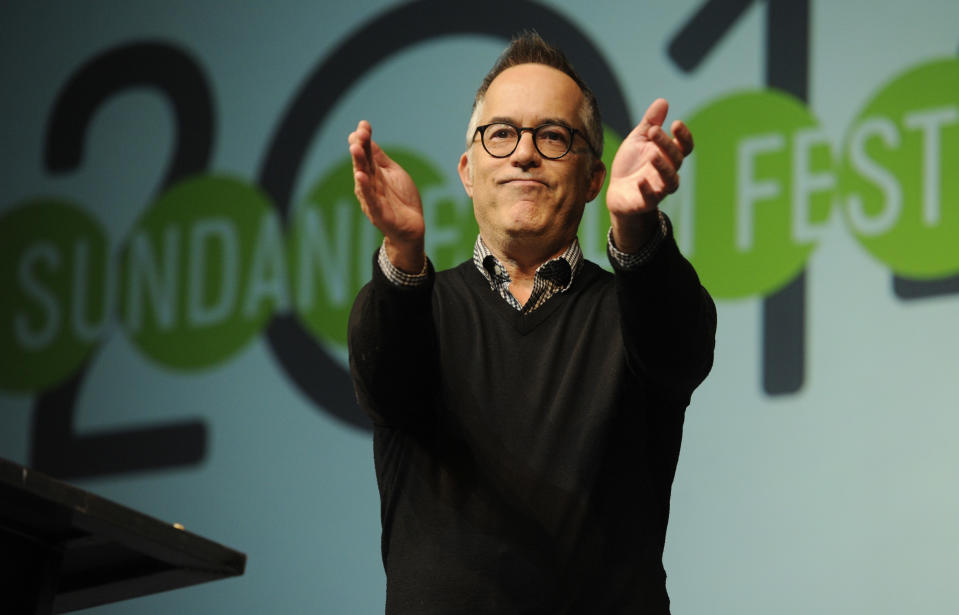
[377,241,429,287]
[607,211,668,270]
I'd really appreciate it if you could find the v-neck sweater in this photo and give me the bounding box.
[349,233,716,614]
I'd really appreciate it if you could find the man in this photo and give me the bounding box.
[348,32,715,614]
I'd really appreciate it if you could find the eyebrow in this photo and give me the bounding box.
[485,116,577,130]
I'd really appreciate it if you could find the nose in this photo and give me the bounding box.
[510,129,541,169]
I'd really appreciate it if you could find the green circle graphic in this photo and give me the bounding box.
[673,89,834,299]
[839,57,959,278]
[0,199,109,392]
[119,175,279,369]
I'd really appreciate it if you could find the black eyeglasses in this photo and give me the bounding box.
[474,122,600,160]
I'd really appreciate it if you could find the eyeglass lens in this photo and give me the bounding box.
[482,123,573,159]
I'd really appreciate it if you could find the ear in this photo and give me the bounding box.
[585,158,606,202]
[457,152,473,197]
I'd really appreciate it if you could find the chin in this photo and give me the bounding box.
[505,204,548,227]
[503,223,549,241]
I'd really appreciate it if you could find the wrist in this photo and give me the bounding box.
[609,209,659,254]
[384,236,426,274]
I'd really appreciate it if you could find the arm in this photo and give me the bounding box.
[348,256,436,427]
[605,100,716,403]
[346,121,436,426]
[612,218,716,405]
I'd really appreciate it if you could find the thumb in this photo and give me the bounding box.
[637,98,670,133]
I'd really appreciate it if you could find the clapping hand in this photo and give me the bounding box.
[605,98,693,253]
[348,120,426,273]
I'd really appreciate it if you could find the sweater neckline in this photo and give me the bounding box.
[455,260,602,335]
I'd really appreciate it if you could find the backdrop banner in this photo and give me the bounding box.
[2,1,958,612]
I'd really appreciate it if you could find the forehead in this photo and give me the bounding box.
[482,63,585,125]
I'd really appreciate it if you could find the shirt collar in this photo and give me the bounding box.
[471,235,583,292]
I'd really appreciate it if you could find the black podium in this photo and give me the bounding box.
[0,457,246,614]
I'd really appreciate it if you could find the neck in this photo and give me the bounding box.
[481,233,574,305]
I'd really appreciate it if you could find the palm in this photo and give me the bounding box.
[607,136,664,216]
[363,148,425,242]
[349,120,425,243]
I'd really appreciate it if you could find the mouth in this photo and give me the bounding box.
[500,177,548,187]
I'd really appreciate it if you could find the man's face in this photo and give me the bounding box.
[458,64,605,257]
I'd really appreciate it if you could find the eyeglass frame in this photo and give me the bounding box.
[473,121,601,160]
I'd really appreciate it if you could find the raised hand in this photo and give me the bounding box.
[348,120,426,273]
[606,98,693,253]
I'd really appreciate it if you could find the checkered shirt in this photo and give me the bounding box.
[377,211,668,314]
[472,236,582,313]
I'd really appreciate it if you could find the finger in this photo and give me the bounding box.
[638,178,662,210]
[368,138,391,170]
[352,166,371,204]
[353,171,384,225]
[619,98,670,147]
[637,98,669,133]
[350,128,392,181]
[349,121,373,169]
[671,120,694,156]
[349,141,371,178]
[651,154,680,194]
[350,137,380,214]
[359,121,375,177]
[350,129,391,176]
[353,173,373,221]
[348,120,372,148]
[648,125,685,169]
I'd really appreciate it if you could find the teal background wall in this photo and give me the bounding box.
[2,1,959,612]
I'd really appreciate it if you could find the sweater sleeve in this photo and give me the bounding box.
[609,214,717,407]
[348,250,438,427]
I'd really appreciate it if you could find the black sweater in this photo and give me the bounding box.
[348,233,716,614]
